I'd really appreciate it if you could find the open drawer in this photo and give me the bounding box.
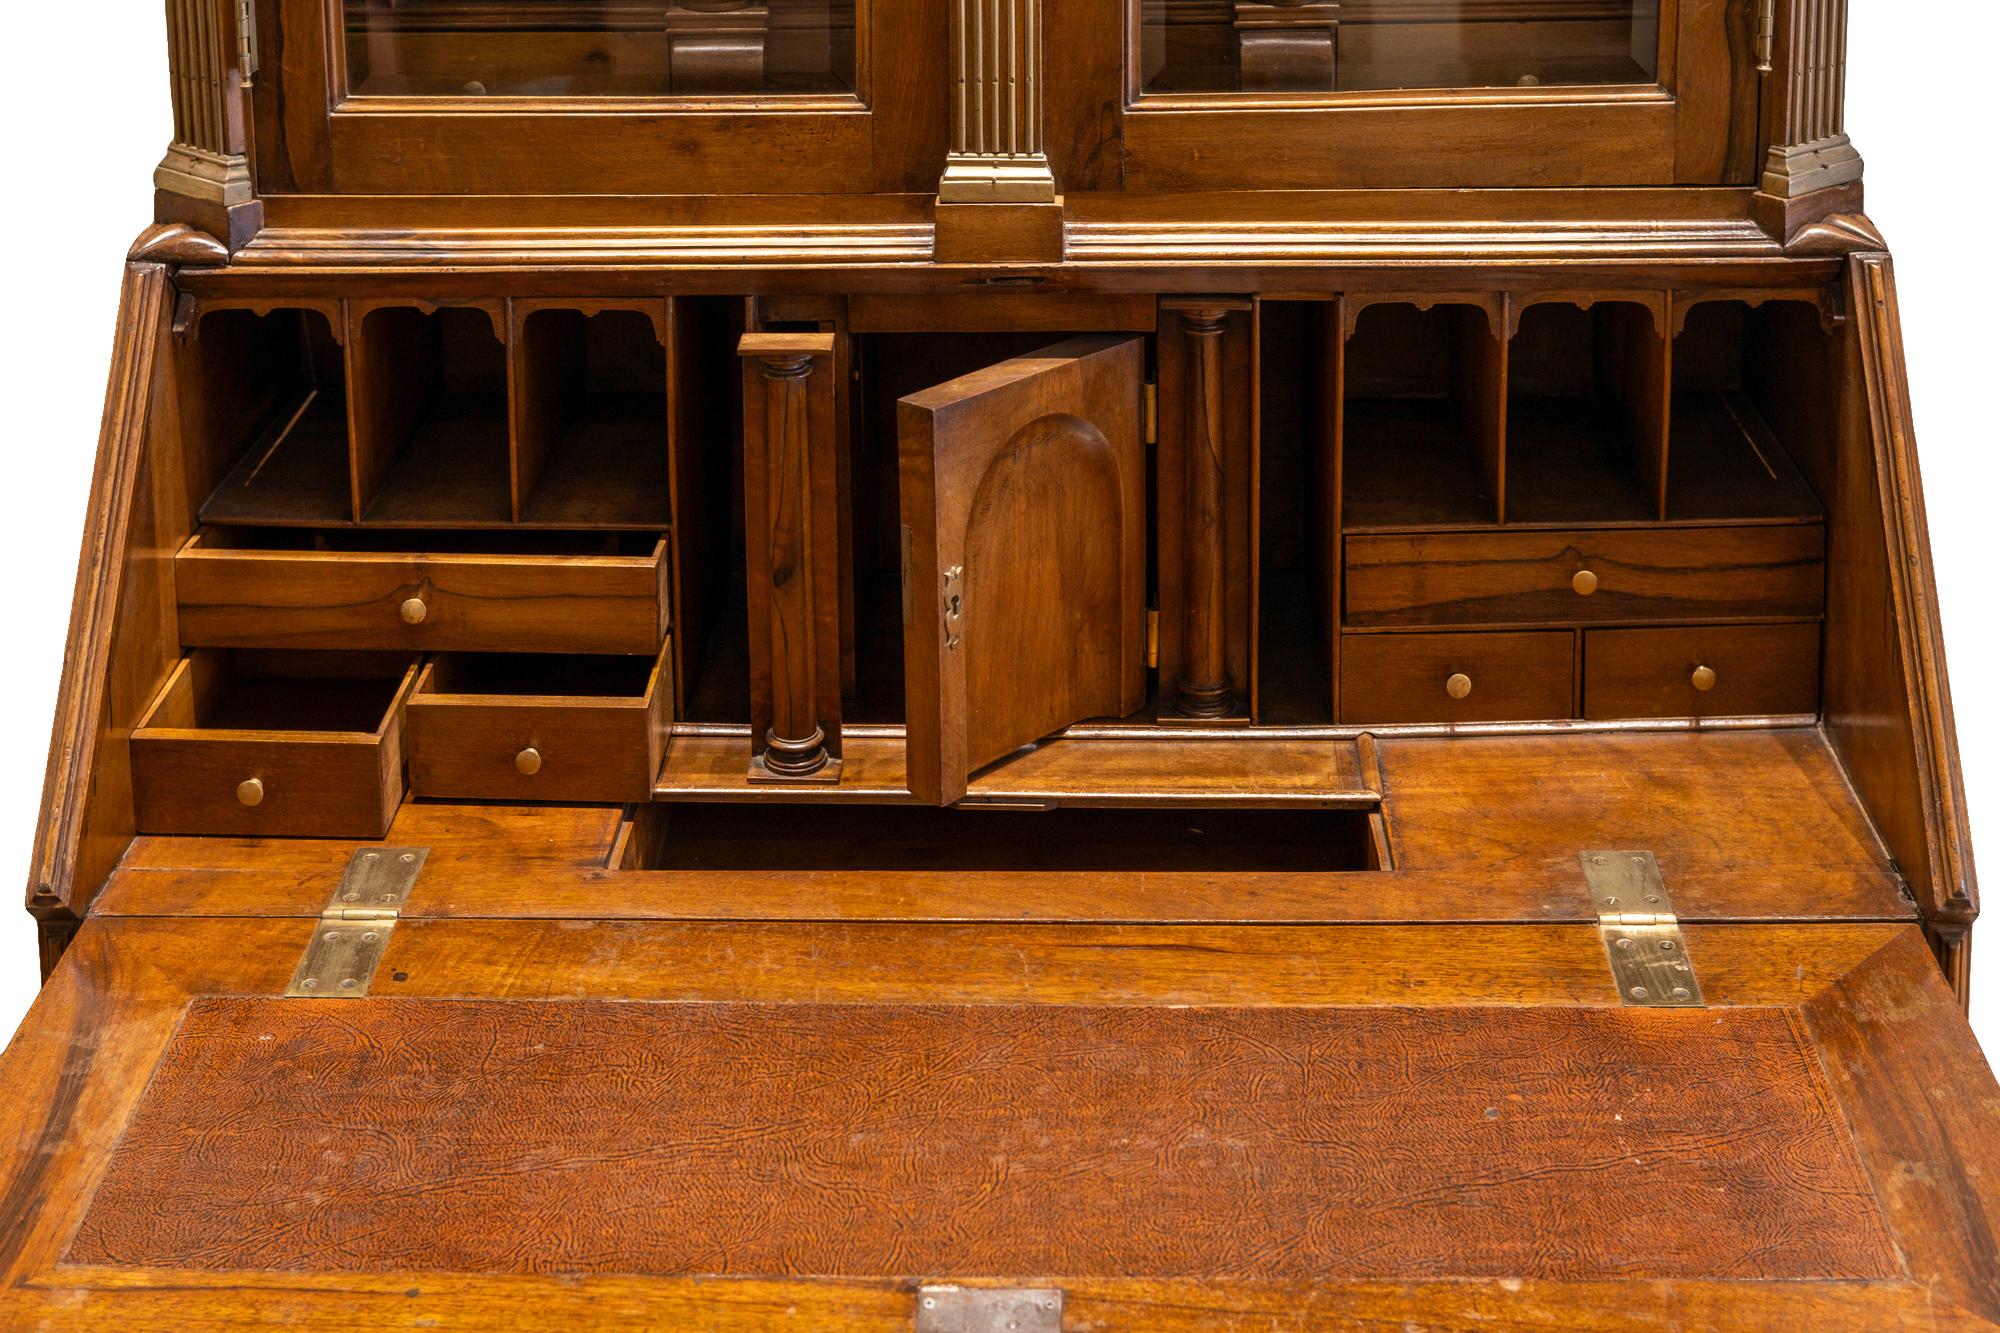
[129,650,419,838]
[175,530,671,656]
[406,640,674,804]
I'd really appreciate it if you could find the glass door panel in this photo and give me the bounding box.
[1141,0,1662,95]
[345,0,858,96]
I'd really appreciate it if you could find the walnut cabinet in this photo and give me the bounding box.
[3,0,1991,1328]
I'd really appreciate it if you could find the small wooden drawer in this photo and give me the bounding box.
[131,650,418,838]
[1340,631,1574,725]
[175,530,671,656]
[406,640,673,804]
[1344,525,1825,628]
[1584,624,1821,721]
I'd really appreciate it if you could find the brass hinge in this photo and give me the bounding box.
[1583,850,1703,1008]
[237,0,261,88]
[286,847,427,998]
[1144,381,1159,445]
[917,1287,1062,1333]
[1755,0,1776,74]
[1146,607,1160,668]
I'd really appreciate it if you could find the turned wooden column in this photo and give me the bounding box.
[156,0,263,250]
[1760,0,1861,198]
[740,334,845,783]
[1157,300,1256,723]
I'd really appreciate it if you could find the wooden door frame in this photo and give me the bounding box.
[252,0,945,196]
[1048,0,1761,191]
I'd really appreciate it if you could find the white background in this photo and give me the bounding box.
[0,10,1992,1055]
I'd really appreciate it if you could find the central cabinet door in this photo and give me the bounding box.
[898,337,1148,805]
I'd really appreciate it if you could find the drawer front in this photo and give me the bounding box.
[1584,624,1822,721]
[1344,526,1825,628]
[1340,631,1574,725]
[131,731,403,839]
[406,649,672,804]
[176,538,671,656]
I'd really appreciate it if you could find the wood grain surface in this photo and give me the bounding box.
[68,997,1895,1283]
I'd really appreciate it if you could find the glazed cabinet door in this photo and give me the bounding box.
[897,336,1148,805]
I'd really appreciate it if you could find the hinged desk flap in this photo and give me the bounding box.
[3,914,1995,1328]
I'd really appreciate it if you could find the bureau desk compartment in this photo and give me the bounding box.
[1584,624,1823,721]
[175,529,671,656]
[130,650,418,838]
[407,641,674,804]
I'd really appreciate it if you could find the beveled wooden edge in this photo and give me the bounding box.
[1800,929,2000,1326]
[26,263,172,925]
[1848,254,1980,931]
[1,917,1990,1331]
[126,223,228,268]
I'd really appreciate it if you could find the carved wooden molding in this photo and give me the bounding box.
[128,222,230,267]
[939,0,1057,203]
[740,333,845,783]
[158,0,254,206]
[1761,0,1862,198]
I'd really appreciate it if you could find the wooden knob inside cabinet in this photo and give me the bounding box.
[236,777,266,808]
[400,597,430,625]
[1692,665,1718,692]
[515,747,543,776]
[1446,673,1474,701]
[1572,570,1599,596]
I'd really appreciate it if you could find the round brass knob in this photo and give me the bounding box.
[1692,665,1718,692]
[515,747,543,776]
[236,777,265,808]
[400,596,429,625]
[1446,673,1474,701]
[1572,570,1599,596]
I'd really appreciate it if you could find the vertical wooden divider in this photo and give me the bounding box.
[509,302,582,522]
[1320,297,1346,722]
[1451,298,1509,525]
[1599,300,1673,520]
[1157,298,1256,722]
[739,333,845,783]
[345,301,432,522]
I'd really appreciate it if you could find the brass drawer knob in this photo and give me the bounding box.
[515,747,543,776]
[237,777,265,808]
[1446,673,1474,701]
[1572,569,1599,596]
[1692,665,1718,692]
[400,596,430,625]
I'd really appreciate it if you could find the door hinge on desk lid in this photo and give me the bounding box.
[285,847,427,998]
[1144,380,1159,445]
[917,1287,1063,1333]
[1756,0,1776,73]
[1584,850,1704,1008]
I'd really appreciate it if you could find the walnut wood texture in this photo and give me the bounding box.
[1827,255,1979,939]
[1341,629,1574,724]
[1584,623,1821,720]
[69,997,1894,1281]
[741,333,845,781]
[899,337,1148,805]
[1345,525,1825,627]
[175,532,672,656]
[1157,300,1256,721]
[405,641,674,804]
[4,917,1997,1329]
[28,260,187,931]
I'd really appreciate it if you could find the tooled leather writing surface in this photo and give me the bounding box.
[69,997,1897,1281]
